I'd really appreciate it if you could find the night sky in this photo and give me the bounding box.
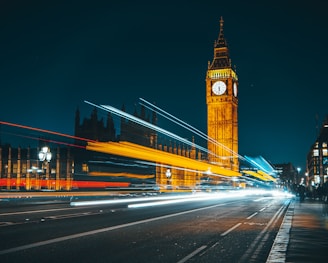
[1,0,328,172]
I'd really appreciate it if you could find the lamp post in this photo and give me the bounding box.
[166,169,172,189]
[297,167,301,184]
[38,146,52,189]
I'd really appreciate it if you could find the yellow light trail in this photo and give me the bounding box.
[257,170,277,182]
[86,141,241,177]
[242,170,276,182]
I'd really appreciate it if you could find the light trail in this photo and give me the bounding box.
[71,190,254,208]
[87,141,241,178]
[127,194,227,208]
[0,120,94,145]
[70,193,206,207]
[70,187,287,210]
[8,132,86,149]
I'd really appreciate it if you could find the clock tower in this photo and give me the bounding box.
[206,17,239,172]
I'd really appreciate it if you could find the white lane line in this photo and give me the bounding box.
[247,212,258,219]
[0,203,226,255]
[240,203,287,262]
[259,207,266,212]
[177,245,207,263]
[221,222,242,236]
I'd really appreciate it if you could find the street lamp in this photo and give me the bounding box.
[165,169,172,189]
[165,169,171,179]
[38,146,52,189]
[38,146,52,163]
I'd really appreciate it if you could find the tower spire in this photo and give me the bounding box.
[209,16,231,70]
[215,16,227,48]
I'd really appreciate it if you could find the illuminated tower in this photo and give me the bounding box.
[206,17,239,171]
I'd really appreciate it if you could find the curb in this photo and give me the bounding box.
[266,199,294,263]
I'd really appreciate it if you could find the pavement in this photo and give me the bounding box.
[267,198,328,263]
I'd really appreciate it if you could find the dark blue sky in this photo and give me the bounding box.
[1,0,327,171]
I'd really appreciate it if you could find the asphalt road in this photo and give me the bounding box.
[0,191,291,263]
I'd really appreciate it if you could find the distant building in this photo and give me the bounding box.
[75,107,117,144]
[74,104,157,147]
[274,162,299,192]
[306,115,328,187]
[119,104,157,148]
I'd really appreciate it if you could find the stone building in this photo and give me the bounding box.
[0,144,73,191]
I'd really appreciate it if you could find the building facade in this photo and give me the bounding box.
[307,115,328,187]
[206,17,239,172]
[274,162,299,193]
[0,145,73,191]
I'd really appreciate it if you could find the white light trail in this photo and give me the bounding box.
[70,194,205,207]
[84,100,209,155]
[128,193,227,208]
[70,189,290,208]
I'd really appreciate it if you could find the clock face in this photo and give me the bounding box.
[233,82,238,97]
[212,81,226,95]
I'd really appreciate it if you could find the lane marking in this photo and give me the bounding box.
[247,212,258,219]
[177,245,207,263]
[239,202,287,262]
[176,199,288,262]
[0,202,226,255]
[221,222,242,236]
[244,222,266,226]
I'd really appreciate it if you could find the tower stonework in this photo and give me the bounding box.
[206,17,239,172]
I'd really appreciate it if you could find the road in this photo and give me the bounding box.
[0,191,291,263]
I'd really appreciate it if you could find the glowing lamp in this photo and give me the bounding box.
[39,146,52,162]
[166,169,171,178]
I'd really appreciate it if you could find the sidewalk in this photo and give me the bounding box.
[268,198,328,263]
[286,198,328,262]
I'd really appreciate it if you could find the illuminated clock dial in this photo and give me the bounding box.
[233,82,238,97]
[212,81,226,95]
